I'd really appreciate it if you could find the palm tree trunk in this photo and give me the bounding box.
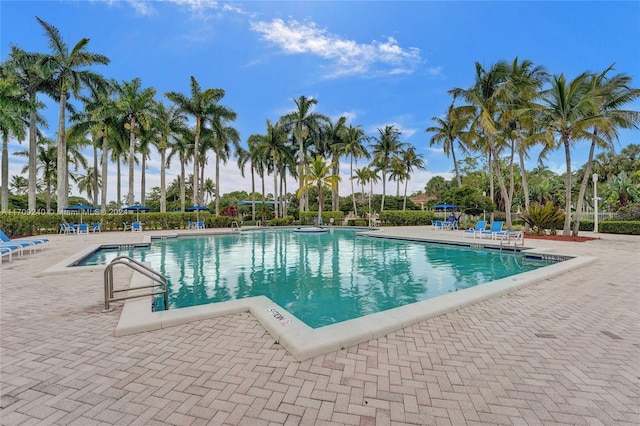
[116,159,122,209]
[215,154,221,215]
[160,148,166,213]
[28,108,37,210]
[180,157,186,211]
[518,150,530,232]
[572,139,597,236]
[403,179,408,210]
[381,170,386,212]
[140,154,146,205]
[489,151,494,223]
[46,181,51,212]
[1,134,8,211]
[272,158,278,218]
[317,183,323,224]
[100,135,108,213]
[250,164,255,221]
[127,118,136,206]
[451,142,462,188]
[350,157,357,215]
[92,143,99,206]
[562,137,572,235]
[489,139,512,230]
[332,156,339,211]
[56,92,68,210]
[193,119,201,206]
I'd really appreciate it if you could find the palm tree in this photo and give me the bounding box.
[539,72,603,234]
[165,77,232,206]
[358,166,379,224]
[426,102,474,187]
[450,61,516,229]
[76,166,101,202]
[167,128,194,211]
[36,17,109,210]
[398,145,426,210]
[153,102,187,212]
[254,120,289,218]
[209,115,239,215]
[5,46,53,211]
[115,78,156,206]
[370,125,406,212]
[334,124,369,215]
[279,95,330,214]
[298,156,341,225]
[0,74,29,211]
[10,175,29,195]
[14,137,57,211]
[322,116,347,211]
[571,66,640,235]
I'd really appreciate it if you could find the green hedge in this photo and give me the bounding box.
[299,211,345,225]
[599,221,640,235]
[379,210,435,226]
[267,216,295,226]
[0,211,237,236]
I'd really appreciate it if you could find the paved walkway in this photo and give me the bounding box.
[1,228,638,425]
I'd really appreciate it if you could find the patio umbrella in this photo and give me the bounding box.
[65,204,98,224]
[430,203,460,218]
[185,205,209,222]
[122,205,151,222]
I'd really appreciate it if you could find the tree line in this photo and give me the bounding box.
[1,18,639,236]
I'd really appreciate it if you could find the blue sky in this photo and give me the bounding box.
[2,0,639,203]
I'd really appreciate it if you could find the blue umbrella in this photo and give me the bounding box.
[430,203,459,211]
[65,204,98,223]
[123,205,151,221]
[186,205,209,222]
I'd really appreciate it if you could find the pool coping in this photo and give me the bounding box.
[61,231,591,362]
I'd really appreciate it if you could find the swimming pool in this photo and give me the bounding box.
[79,228,555,328]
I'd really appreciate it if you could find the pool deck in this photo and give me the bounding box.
[1,227,639,425]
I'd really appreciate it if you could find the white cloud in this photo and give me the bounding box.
[250,18,422,78]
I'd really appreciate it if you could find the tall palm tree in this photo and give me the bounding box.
[335,124,369,215]
[36,17,109,210]
[254,120,289,218]
[321,116,347,211]
[426,102,474,187]
[298,156,341,225]
[398,145,426,210]
[167,128,194,211]
[153,102,187,212]
[165,77,233,206]
[115,78,156,206]
[539,72,603,234]
[571,66,640,235]
[76,166,101,202]
[0,75,29,211]
[209,114,239,215]
[279,95,330,214]
[5,46,53,211]
[14,137,57,211]
[370,125,406,212]
[450,61,516,229]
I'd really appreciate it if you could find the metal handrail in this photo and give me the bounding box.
[231,221,240,232]
[103,255,168,312]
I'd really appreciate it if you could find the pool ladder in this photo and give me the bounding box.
[231,221,240,232]
[103,255,168,312]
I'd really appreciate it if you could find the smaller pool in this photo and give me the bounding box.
[78,229,557,328]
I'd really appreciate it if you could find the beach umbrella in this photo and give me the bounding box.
[185,205,209,222]
[430,203,460,217]
[122,205,151,221]
[65,204,98,223]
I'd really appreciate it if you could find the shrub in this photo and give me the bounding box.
[268,216,295,226]
[521,202,565,235]
[600,221,640,235]
[299,211,345,225]
[379,210,434,226]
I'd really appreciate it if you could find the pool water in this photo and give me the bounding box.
[80,229,554,328]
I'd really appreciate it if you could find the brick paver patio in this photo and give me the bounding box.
[1,228,638,425]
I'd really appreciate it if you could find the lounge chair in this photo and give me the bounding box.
[123,222,132,232]
[432,220,443,230]
[188,220,196,229]
[462,220,486,238]
[77,223,89,234]
[197,220,205,229]
[493,230,524,245]
[132,221,142,232]
[67,223,78,234]
[90,222,101,233]
[0,245,18,264]
[479,221,504,238]
[0,230,48,251]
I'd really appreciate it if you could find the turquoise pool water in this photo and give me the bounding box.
[80,228,554,328]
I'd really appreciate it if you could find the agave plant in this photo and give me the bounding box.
[521,202,565,235]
